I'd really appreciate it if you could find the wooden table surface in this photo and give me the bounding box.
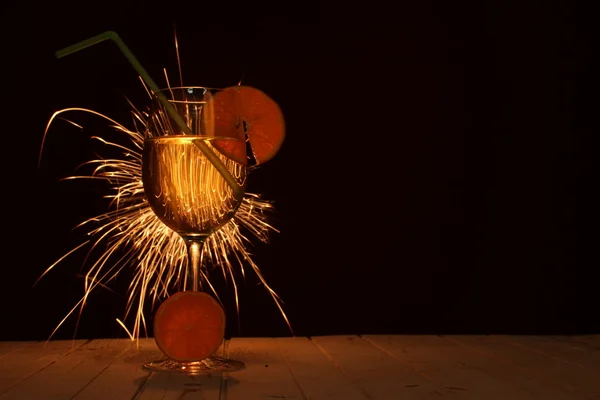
[0,335,598,399]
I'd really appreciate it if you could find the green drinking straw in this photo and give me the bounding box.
[55,31,244,200]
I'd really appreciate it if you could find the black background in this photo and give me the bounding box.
[0,1,594,341]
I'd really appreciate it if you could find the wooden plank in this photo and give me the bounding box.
[275,336,368,400]
[0,339,89,396]
[134,370,223,400]
[551,335,600,351]
[0,339,133,400]
[365,334,576,400]
[72,338,162,400]
[506,335,600,373]
[133,340,226,400]
[446,335,598,399]
[2,336,596,400]
[0,342,38,358]
[0,342,36,349]
[223,337,307,400]
[312,335,451,399]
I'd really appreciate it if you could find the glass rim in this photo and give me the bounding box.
[144,135,244,141]
[152,86,228,94]
[151,86,231,104]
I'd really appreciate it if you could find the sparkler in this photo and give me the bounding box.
[38,101,291,342]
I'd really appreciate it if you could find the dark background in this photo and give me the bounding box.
[0,1,593,341]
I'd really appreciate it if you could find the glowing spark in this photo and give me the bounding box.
[174,28,184,88]
[39,108,126,168]
[163,68,175,99]
[40,106,291,341]
[116,318,135,341]
[138,76,152,99]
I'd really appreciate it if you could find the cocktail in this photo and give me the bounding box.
[51,31,286,375]
[141,87,247,373]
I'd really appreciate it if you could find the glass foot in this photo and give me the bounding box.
[142,355,246,375]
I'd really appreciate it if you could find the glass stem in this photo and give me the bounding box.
[185,239,206,292]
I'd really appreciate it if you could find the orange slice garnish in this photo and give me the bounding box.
[209,85,285,165]
[153,291,225,362]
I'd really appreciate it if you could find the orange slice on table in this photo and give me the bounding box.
[153,291,225,362]
[209,85,285,165]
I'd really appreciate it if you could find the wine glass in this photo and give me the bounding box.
[141,86,247,374]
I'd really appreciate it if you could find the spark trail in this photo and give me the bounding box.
[38,104,290,341]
